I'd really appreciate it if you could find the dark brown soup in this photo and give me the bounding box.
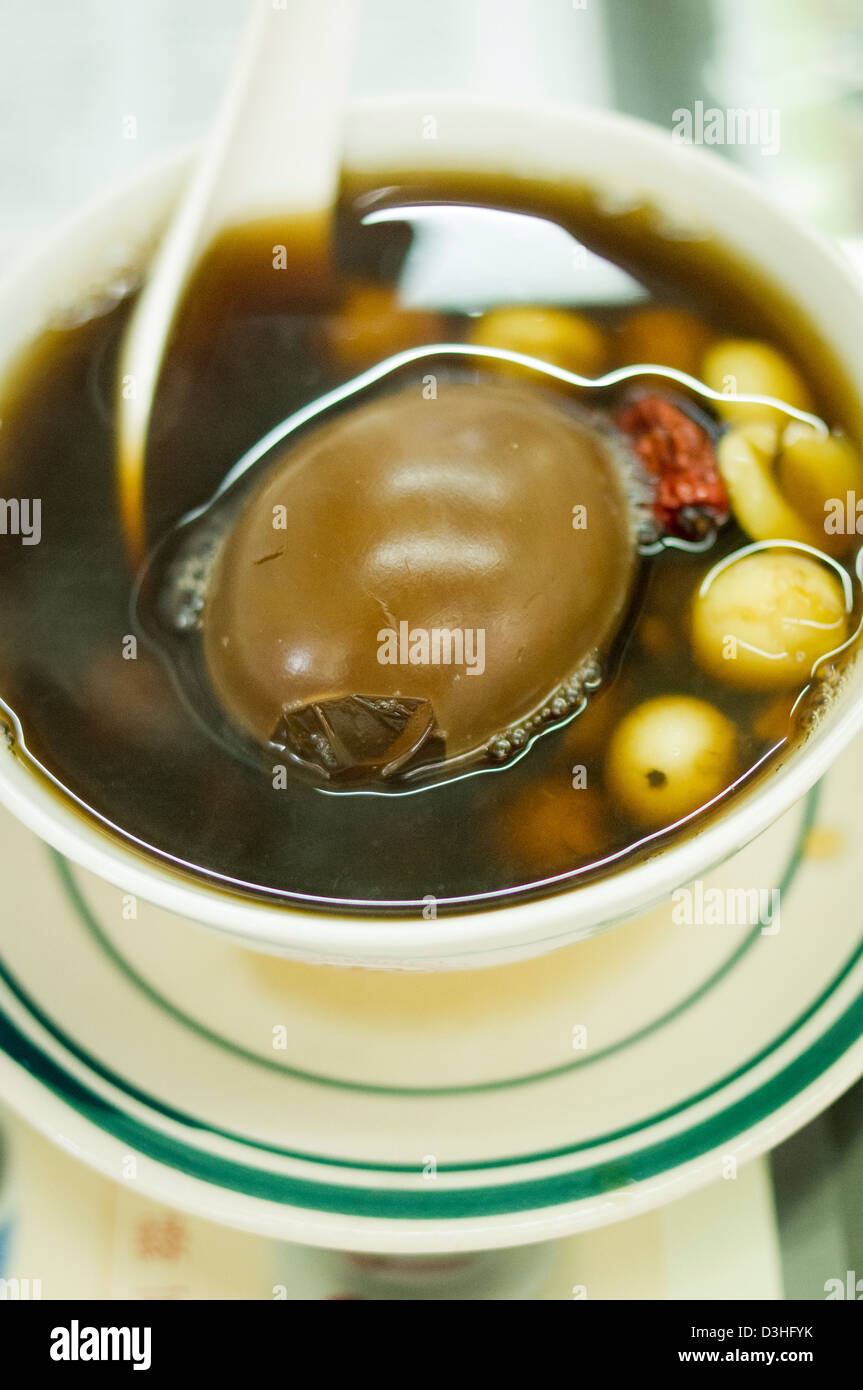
[0,171,860,915]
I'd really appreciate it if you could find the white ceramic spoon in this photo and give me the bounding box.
[116,0,360,563]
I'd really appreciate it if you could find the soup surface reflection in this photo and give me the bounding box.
[0,173,859,913]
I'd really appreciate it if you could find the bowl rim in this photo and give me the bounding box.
[2,93,863,966]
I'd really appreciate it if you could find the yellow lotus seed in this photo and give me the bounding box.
[777,424,863,553]
[701,339,813,425]
[467,305,608,379]
[691,550,847,692]
[605,695,737,829]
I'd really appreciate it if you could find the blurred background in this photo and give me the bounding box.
[1,0,863,265]
[1,0,862,1300]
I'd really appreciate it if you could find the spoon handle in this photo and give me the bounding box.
[117,0,361,564]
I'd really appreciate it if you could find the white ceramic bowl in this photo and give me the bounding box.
[2,96,863,970]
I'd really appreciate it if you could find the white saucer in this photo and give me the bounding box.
[1,739,862,1252]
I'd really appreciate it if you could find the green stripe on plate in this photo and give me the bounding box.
[1,952,862,1218]
[0,789,816,1172]
[48,788,817,1099]
[2,782,863,1209]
